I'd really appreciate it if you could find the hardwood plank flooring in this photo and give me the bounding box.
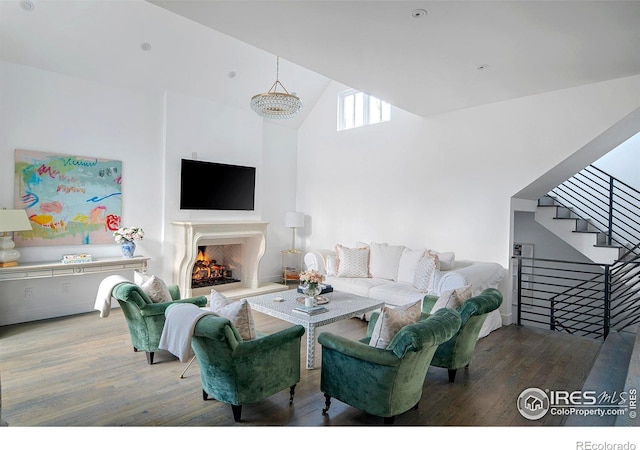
[0,307,605,430]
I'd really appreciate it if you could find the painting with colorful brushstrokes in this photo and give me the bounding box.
[13,149,122,246]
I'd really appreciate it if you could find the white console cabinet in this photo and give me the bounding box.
[0,256,149,282]
[0,256,149,326]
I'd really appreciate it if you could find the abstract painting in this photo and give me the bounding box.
[14,149,122,246]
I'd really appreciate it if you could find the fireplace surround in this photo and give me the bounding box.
[172,221,271,298]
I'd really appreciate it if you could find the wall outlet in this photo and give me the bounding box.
[63,283,71,293]
[25,287,33,299]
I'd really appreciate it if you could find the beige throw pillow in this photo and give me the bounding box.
[433,250,456,271]
[413,251,439,292]
[209,290,256,341]
[335,244,370,278]
[431,285,473,313]
[135,273,172,303]
[369,300,422,349]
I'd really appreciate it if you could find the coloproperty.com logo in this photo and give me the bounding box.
[517,387,637,420]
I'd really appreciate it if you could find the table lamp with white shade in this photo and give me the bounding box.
[284,212,304,252]
[0,208,33,268]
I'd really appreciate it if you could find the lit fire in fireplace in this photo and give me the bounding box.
[191,247,240,288]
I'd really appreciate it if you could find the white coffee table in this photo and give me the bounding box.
[246,289,384,369]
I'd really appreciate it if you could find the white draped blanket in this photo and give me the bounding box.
[159,303,217,362]
[94,275,131,318]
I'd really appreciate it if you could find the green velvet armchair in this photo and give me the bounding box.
[422,288,503,383]
[111,282,207,365]
[191,314,305,423]
[318,308,462,424]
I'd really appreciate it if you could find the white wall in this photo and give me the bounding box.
[595,131,640,191]
[298,75,640,268]
[161,90,299,283]
[0,61,163,324]
[0,61,297,325]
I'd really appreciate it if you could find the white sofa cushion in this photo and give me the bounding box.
[335,244,370,278]
[325,275,390,298]
[397,248,426,283]
[368,242,405,280]
[368,281,425,306]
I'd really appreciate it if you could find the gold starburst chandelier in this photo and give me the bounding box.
[250,56,303,119]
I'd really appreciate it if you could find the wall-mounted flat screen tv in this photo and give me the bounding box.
[180,159,256,211]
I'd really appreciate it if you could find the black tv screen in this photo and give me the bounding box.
[180,159,256,211]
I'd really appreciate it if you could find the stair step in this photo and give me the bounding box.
[594,244,622,249]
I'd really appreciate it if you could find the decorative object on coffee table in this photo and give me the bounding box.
[113,226,144,258]
[299,269,324,302]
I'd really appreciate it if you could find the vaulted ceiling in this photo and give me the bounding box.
[2,1,640,126]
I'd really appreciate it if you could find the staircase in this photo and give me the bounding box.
[535,196,621,264]
[534,165,640,265]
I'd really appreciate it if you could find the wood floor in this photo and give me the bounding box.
[0,307,603,428]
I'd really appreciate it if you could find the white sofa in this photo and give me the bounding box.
[303,243,507,338]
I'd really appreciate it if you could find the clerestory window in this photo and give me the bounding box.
[337,89,391,131]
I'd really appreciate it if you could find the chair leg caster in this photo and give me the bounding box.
[145,352,154,365]
[448,369,457,383]
[202,390,209,401]
[289,384,296,405]
[321,393,331,415]
[383,416,396,425]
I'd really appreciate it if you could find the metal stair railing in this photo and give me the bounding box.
[546,164,640,260]
[514,256,640,340]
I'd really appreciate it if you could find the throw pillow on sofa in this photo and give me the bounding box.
[432,250,456,271]
[335,244,370,278]
[414,251,439,292]
[369,299,422,349]
[210,290,256,341]
[397,247,426,284]
[431,285,473,313]
[368,242,405,280]
[134,272,172,303]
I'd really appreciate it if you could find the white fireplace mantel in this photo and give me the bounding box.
[172,221,284,298]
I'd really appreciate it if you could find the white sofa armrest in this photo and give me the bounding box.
[303,251,327,275]
[435,260,507,296]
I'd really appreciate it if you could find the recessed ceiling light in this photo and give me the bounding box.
[477,64,490,71]
[228,71,237,79]
[20,0,35,12]
[141,42,152,52]
[411,9,427,18]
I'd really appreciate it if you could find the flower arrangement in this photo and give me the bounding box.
[299,269,324,290]
[113,227,144,244]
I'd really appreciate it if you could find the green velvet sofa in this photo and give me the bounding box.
[422,287,503,382]
[191,314,305,422]
[111,282,207,365]
[318,307,462,424]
